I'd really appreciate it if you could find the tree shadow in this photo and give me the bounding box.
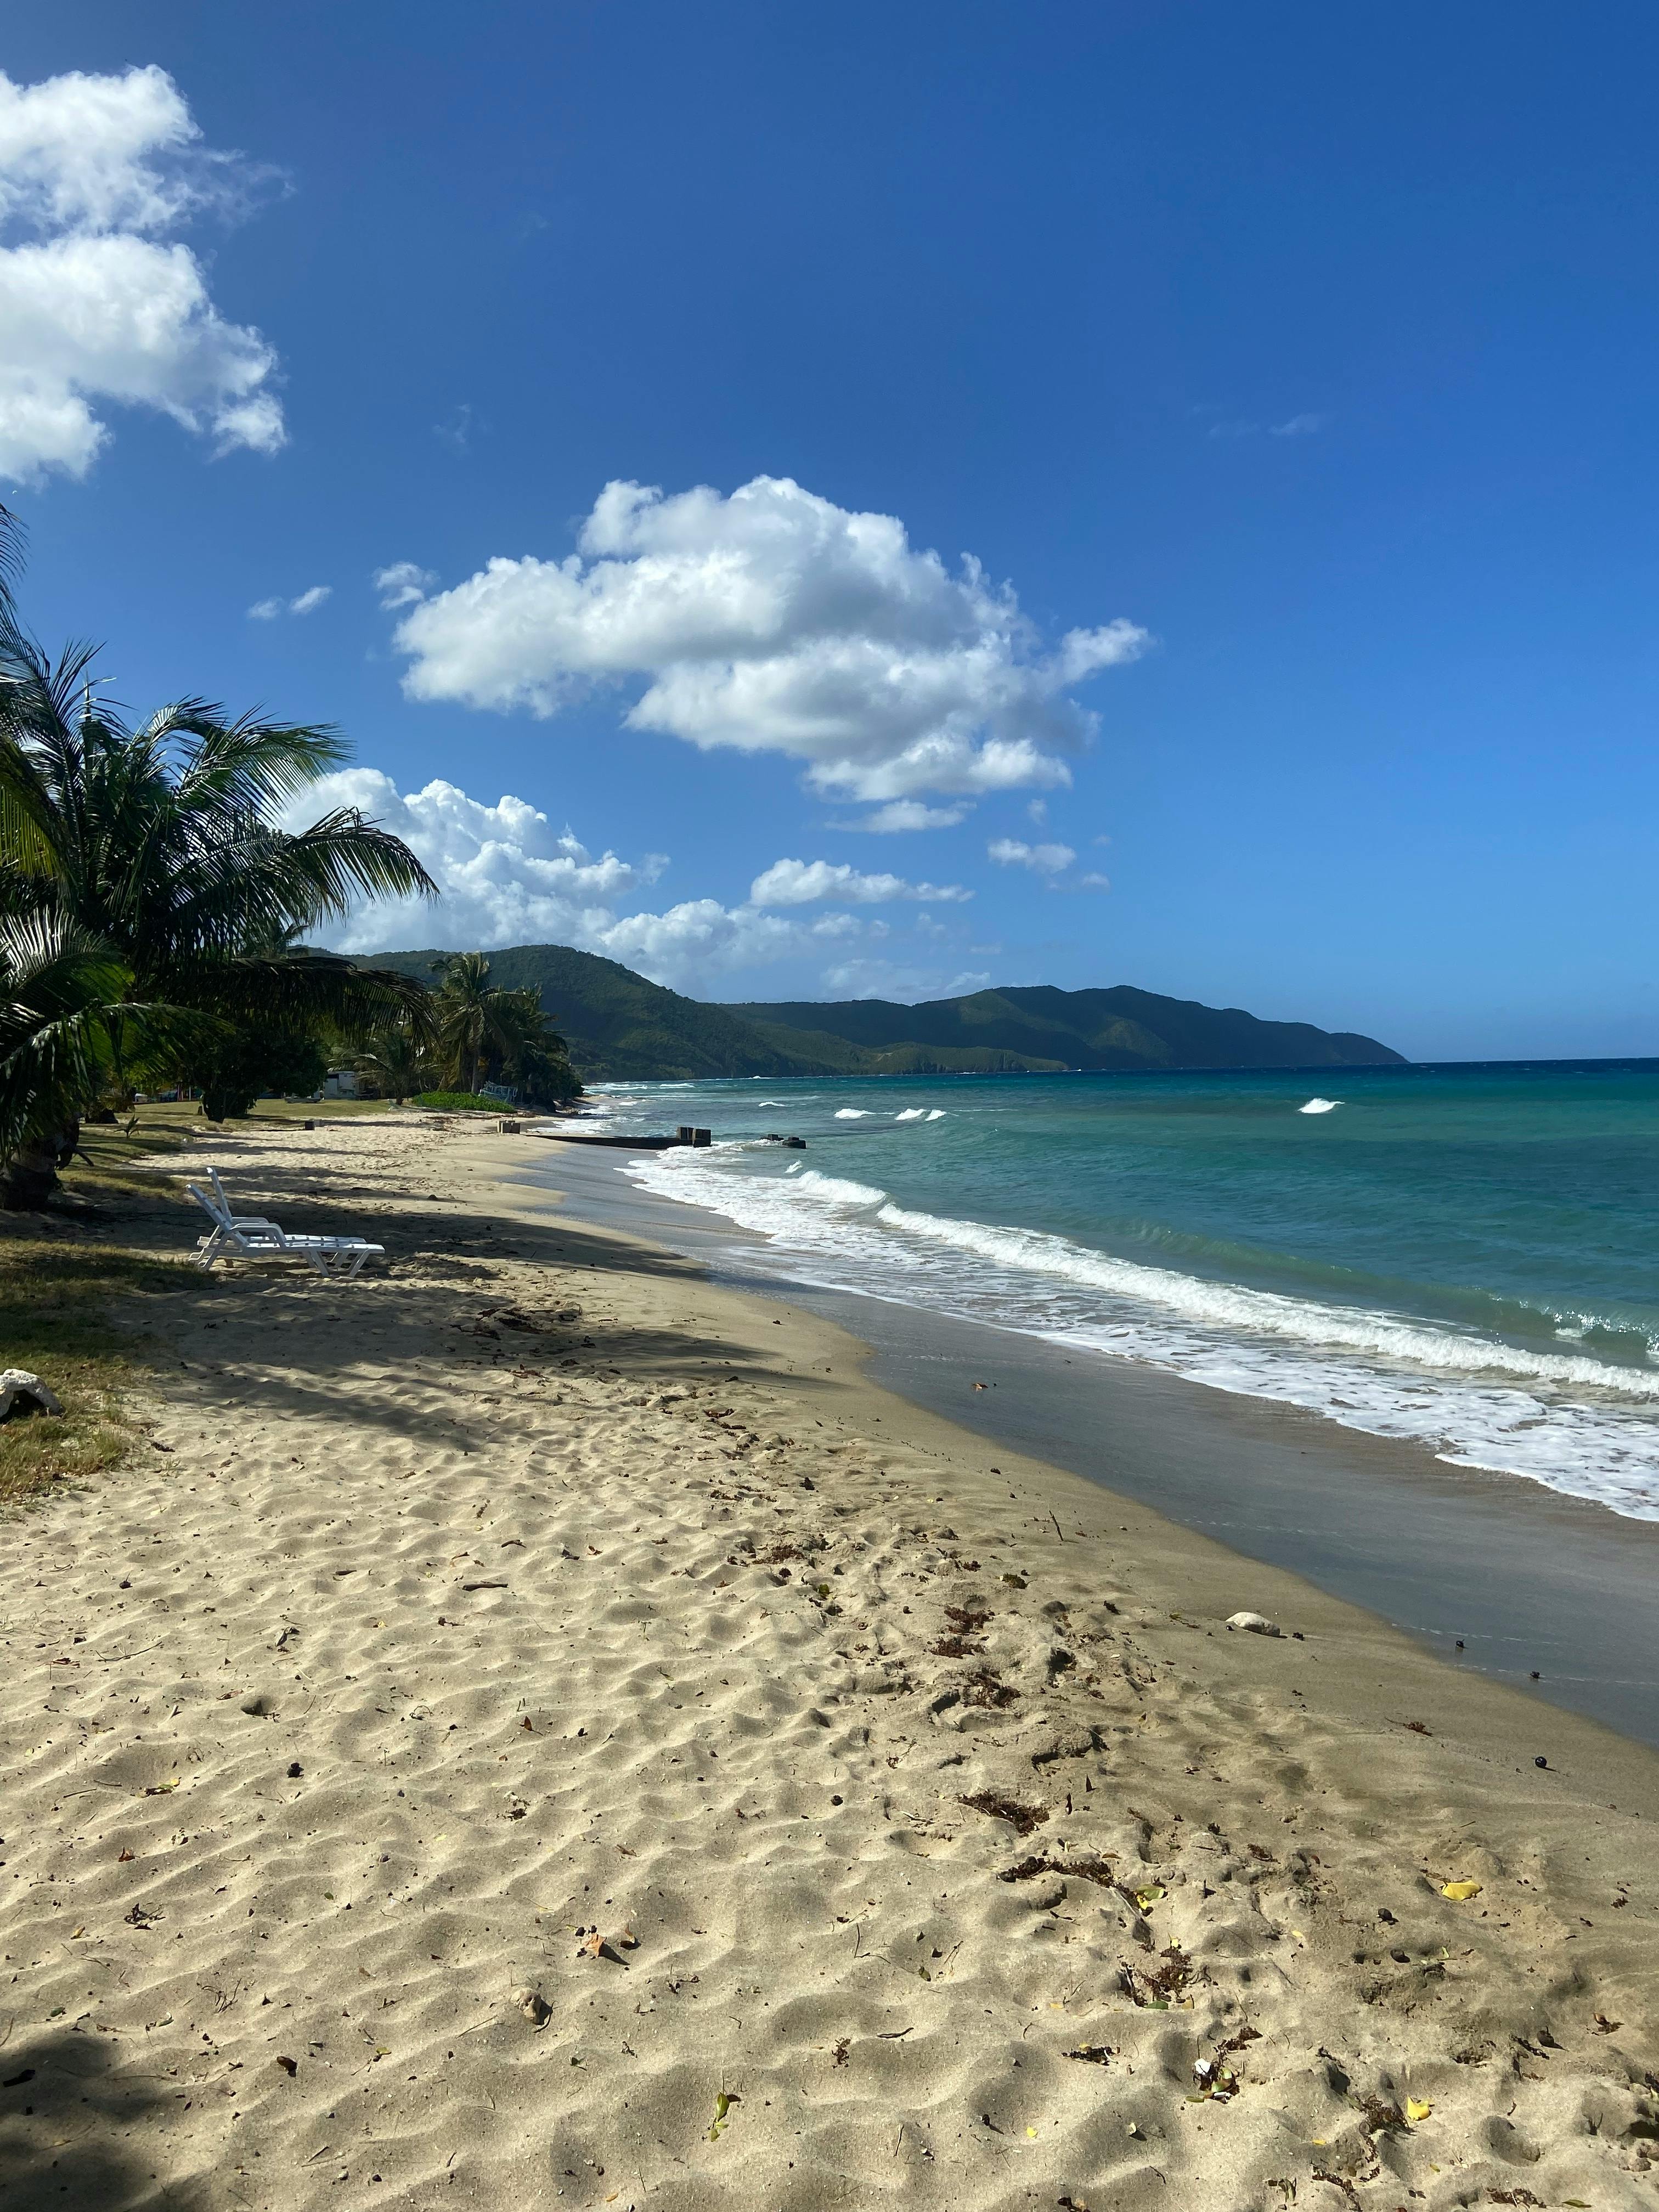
[0,2026,211,2211]
[30,1178,816,1448]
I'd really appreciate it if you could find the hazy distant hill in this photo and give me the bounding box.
[365,943,1404,1080]
[731,984,1405,1072]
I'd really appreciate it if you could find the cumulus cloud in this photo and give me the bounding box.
[249,583,330,619]
[282,767,889,995]
[838,799,972,833]
[988,837,1076,874]
[749,858,971,908]
[0,65,285,482]
[381,475,1147,802]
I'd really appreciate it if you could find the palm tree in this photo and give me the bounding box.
[0,910,200,1206]
[356,1016,436,1106]
[0,512,441,1201]
[0,653,436,1022]
[433,952,512,1095]
[489,985,577,1105]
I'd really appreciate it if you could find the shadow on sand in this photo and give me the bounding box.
[0,2027,212,2211]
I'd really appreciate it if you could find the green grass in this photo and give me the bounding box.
[243,1096,397,1119]
[0,1237,186,1509]
[0,1089,434,1510]
[69,1113,193,1197]
[0,1115,194,1507]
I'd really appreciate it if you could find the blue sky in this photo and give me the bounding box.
[5,4,1658,1058]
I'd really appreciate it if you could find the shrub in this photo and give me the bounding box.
[415,1091,503,1113]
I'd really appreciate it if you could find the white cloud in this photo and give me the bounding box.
[837,799,972,833]
[284,766,890,995]
[374,561,435,609]
[749,857,971,907]
[250,583,330,619]
[382,475,1148,802]
[0,66,284,483]
[988,837,1076,874]
[1270,412,1327,437]
[1079,871,1111,889]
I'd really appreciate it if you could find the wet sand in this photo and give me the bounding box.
[518,1137,1659,1750]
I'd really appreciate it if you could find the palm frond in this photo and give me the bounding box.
[0,501,22,624]
[0,741,60,877]
[253,809,439,913]
[162,952,437,1043]
[166,709,353,814]
[0,911,134,1154]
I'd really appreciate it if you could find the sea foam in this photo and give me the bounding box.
[625,1145,1659,1519]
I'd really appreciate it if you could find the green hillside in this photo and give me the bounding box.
[744,1022,1069,1076]
[732,983,1404,1071]
[363,944,823,1080]
[364,944,1403,1079]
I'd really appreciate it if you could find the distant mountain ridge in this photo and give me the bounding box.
[364,943,1404,1081]
[732,984,1405,1074]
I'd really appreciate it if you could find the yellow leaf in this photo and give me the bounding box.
[1133,1884,1166,1912]
[1405,2097,1432,2122]
[1440,1879,1482,1901]
[1025,2126,1037,2138]
[1290,1927,1307,1944]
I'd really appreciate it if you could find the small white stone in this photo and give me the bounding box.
[1226,1610,1283,1637]
[0,1369,63,1420]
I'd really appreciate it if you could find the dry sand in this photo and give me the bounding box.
[2,1114,1657,2212]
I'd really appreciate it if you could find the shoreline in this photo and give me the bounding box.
[511,1137,1659,1753]
[2,1112,1656,2210]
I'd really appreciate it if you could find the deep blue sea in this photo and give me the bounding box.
[568,1062,1659,1520]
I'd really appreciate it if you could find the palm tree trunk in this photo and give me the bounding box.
[1,1119,78,1210]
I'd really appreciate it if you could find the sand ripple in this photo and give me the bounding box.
[0,1118,1655,2209]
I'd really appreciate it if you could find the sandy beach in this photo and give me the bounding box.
[3,1114,1657,2212]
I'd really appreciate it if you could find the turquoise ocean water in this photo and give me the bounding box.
[568,1062,1659,1520]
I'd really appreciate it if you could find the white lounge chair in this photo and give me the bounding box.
[187,1171,385,1279]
